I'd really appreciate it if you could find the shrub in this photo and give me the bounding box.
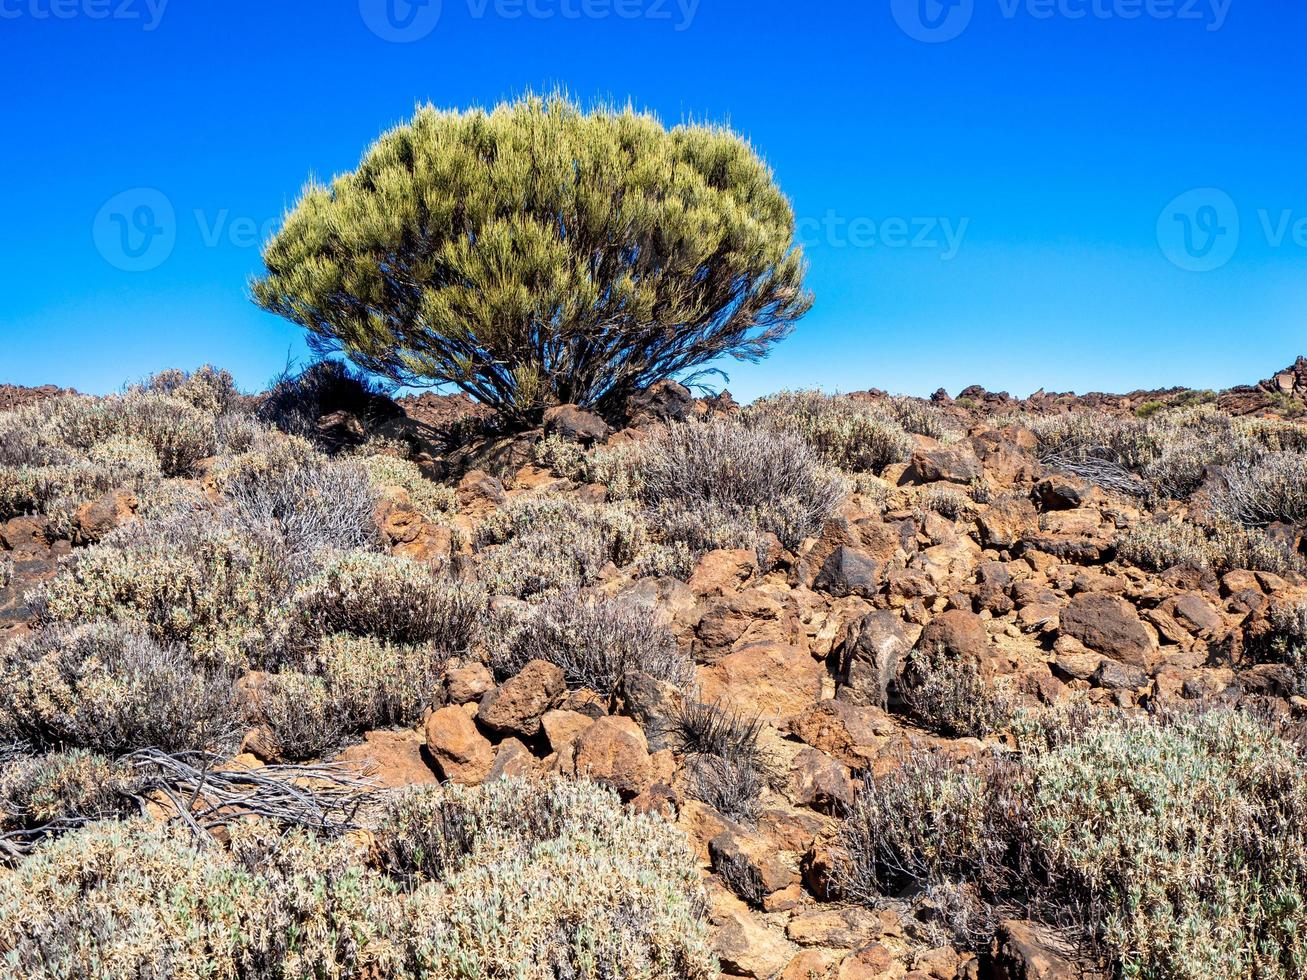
[134,365,239,416]
[393,778,716,979]
[0,818,407,979]
[1252,601,1307,696]
[532,432,592,482]
[290,551,484,651]
[837,708,1307,979]
[258,671,347,762]
[476,494,649,597]
[0,750,140,835]
[42,392,217,477]
[889,396,962,442]
[0,555,11,591]
[744,391,913,473]
[0,779,716,980]
[919,483,971,519]
[490,590,693,695]
[31,510,294,670]
[308,633,450,732]
[221,453,382,558]
[256,359,402,447]
[0,623,239,755]
[837,752,1016,910]
[896,647,1013,738]
[1116,517,1305,576]
[1207,451,1307,528]
[357,452,456,521]
[254,93,810,426]
[670,699,772,824]
[609,418,847,552]
[1116,518,1213,571]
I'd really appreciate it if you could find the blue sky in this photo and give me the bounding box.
[1,0,1304,402]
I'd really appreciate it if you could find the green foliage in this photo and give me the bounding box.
[254,93,810,423]
[896,647,1013,739]
[0,778,716,980]
[744,390,913,473]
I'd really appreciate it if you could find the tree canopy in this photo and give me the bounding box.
[253,94,811,424]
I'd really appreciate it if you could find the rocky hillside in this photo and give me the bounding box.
[2,362,1307,979]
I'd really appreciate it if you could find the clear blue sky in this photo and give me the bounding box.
[2,0,1304,401]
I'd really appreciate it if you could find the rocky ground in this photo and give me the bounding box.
[3,360,1307,979]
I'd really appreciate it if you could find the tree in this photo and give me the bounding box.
[252,93,811,425]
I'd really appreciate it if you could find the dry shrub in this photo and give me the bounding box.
[30,510,295,670]
[896,647,1014,738]
[744,390,912,473]
[1116,517,1305,576]
[836,707,1307,978]
[290,551,484,651]
[671,699,772,824]
[133,365,240,417]
[1206,451,1307,528]
[476,494,648,597]
[0,778,716,980]
[610,417,848,552]
[0,622,239,755]
[490,590,693,695]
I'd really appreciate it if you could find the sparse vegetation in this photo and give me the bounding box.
[490,590,693,696]
[837,707,1307,979]
[744,390,913,473]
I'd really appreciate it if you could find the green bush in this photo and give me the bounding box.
[0,778,716,980]
[837,708,1307,979]
[254,93,810,425]
[0,623,239,755]
[744,390,913,473]
[490,590,693,695]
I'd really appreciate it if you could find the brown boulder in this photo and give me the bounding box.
[905,444,983,485]
[424,706,495,785]
[571,715,653,799]
[698,643,825,722]
[1060,592,1157,670]
[542,403,611,444]
[477,659,565,737]
[334,729,440,789]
